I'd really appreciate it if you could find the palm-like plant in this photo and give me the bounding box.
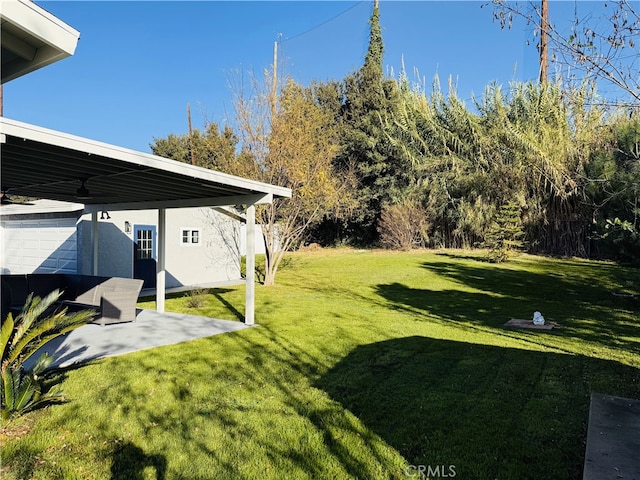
[1,289,95,420]
[388,77,603,254]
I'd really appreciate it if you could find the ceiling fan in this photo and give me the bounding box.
[75,178,100,200]
[76,178,90,198]
[73,178,113,203]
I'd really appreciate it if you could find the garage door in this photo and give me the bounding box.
[1,218,78,274]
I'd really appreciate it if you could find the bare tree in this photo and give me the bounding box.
[491,0,640,105]
[230,69,351,285]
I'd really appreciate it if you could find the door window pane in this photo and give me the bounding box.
[136,229,153,259]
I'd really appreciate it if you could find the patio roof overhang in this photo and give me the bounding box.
[0,117,292,325]
[0,117,291,210]
[1,0,80,84]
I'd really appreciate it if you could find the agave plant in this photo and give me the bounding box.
[1,289,95,420]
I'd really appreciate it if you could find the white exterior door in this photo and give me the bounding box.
[1,218,78,274]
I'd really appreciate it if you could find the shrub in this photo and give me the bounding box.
[378,203,430,250]
[484,203,526,263]
[601,217,640,266]
[185,288,207,308]
[1,290,95,420]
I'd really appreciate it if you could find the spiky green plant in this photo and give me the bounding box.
[1,289,95,420]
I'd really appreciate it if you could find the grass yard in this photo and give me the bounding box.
[1,249,639,479]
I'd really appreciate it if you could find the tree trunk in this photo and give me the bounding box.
[261,223,282,287]
[263,248,283,286]
[263,241,275,286]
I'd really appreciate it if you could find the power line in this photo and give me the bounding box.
[280,1,365,44]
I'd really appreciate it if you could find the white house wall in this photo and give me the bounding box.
[240,224,266,256]
[77,213,133,278]
[239,224,284,255]
[165,208,241,285]
[77,207,241,287]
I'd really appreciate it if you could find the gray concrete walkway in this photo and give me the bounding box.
[29,309,253,369]
[582,393,640,480]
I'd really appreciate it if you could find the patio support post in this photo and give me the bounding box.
[245,204,255,325]
[157,208,166,313]
[91,211,98,275]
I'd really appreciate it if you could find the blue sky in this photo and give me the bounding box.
[5,1,588,153]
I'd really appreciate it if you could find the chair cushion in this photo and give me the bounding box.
[26,274,67,300]
[1,275,29,307]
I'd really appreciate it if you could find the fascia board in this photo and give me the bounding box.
[1,0,80,56]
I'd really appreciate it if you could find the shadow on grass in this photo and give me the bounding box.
[140,287,238,303]
[375,257,639,355]
[211,290,244,321]
[87,323,406,479]
[110,442,166,480]
[428,254,638,306]
[4,319,639,479]
[316,336,640,480]
[139,287,246,322]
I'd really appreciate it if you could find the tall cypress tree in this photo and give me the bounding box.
[361,0,384,105]
[328,0,406,245]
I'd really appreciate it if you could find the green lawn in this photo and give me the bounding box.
[2,249,639,479]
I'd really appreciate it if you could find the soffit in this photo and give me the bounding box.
[1,118,291,212]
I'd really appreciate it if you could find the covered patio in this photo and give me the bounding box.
[0,117,291,324]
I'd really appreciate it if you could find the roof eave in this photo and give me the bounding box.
[0,117,292,210]
[1,0,80,83]
[0,117,292,200]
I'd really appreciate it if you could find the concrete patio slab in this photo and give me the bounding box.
[583,392,640,480]
[27,309,253,370]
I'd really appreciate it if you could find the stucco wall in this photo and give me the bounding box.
[78,207,240,287]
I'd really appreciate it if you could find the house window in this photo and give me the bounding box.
[136,229,154,259]
[181,228,201,245]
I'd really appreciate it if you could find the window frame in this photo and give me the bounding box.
[180,227,201,246]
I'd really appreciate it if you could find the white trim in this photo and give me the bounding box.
[180,227,201,246]
[1,0,80,83]
[1,0,80,45]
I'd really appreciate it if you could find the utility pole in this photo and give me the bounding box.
[271,40,278,120]
[539,0,549,84]
[187,103,195,166]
